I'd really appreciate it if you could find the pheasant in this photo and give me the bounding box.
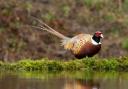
[31,17,104,59]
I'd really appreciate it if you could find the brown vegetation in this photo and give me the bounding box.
[0,0,128,61]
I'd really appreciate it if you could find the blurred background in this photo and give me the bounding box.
[0,0,128,62]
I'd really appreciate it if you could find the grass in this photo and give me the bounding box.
[0,57,128,72]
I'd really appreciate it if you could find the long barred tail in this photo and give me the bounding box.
[31,16,70,40]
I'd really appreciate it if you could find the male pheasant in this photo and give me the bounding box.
[32,17,104,59]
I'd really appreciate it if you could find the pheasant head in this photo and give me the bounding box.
[92,31,104,45]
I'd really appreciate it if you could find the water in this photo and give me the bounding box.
[0,71,128,89]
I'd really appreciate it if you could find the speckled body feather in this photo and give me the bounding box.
[64,34,101,58]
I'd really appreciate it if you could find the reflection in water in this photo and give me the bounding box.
[0,72,128,89]
[0,74,99,89]
[64,79,99,89]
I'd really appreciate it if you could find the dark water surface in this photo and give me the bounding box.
[0,71,128,89]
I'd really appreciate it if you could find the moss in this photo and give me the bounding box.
[64,60,84,71]
[0,57,128,72]
[46,60,63,71]
[97,59,119,70]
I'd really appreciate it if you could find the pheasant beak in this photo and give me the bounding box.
[100,34,104,38]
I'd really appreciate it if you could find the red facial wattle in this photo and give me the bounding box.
[95,31,103,38]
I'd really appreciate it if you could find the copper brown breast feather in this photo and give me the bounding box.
[31,17,104,59]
